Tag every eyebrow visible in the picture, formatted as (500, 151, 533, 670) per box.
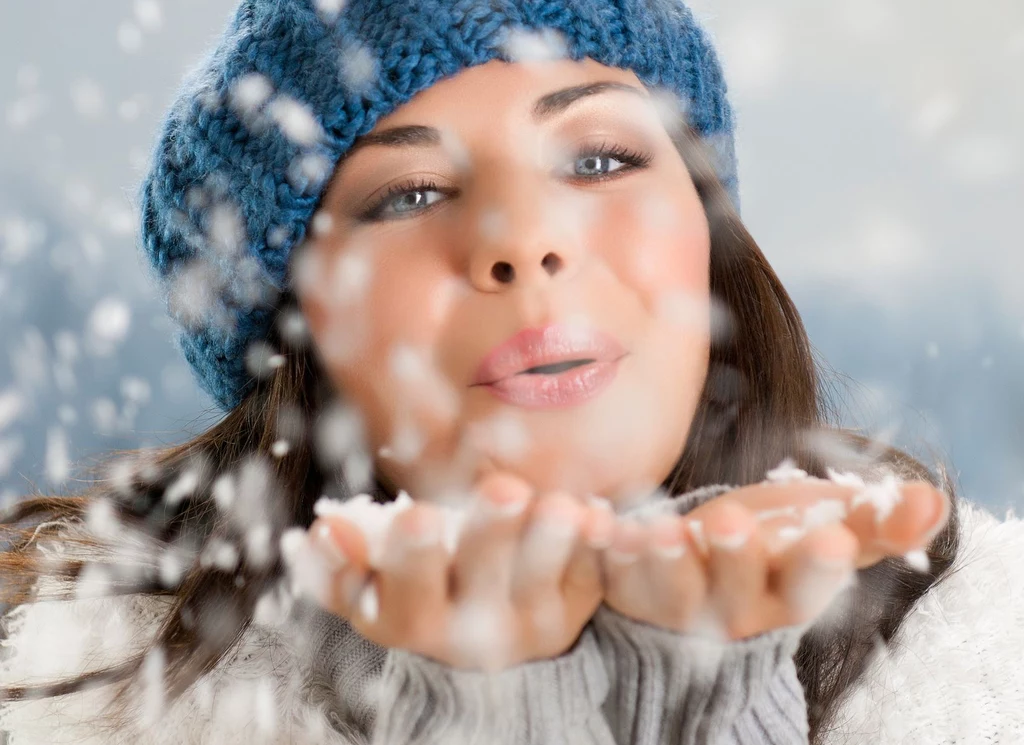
(344, 81, 648, 156)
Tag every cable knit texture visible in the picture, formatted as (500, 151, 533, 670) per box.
(138, 0, 739, 409)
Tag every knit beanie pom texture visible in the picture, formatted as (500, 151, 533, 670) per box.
(140, 0, 737, 410)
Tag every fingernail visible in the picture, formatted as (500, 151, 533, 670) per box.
(650, 517, 685, 560)
(776, 525, 807, 550)
(606, 547, 639, 565)
(531, 510, 579, 544)
(707, 523, 750, 551)
(402, 511, 443, 550)
(313, 523, 349, 569)
(607, 521, 641, 564)
(476, 486, 529, 521)
(585, 502, 615, 550)
(358, 581, 379, 623)
(687, 520, 708, 555)
(653, 542, 685, 560)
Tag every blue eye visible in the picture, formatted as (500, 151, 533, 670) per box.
(361, 180, 450, 221)
(358, 142, 652, 222)
(566, 142, 652, 180)
(378, 187, 445, 217)
(575, 153, 627, 177)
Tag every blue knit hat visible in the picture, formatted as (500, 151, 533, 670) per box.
(139, 0, 738, 410)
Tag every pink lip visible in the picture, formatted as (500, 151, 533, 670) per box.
(470, 323, 628, 409)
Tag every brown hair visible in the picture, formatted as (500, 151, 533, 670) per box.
(0, 122, 959, 743)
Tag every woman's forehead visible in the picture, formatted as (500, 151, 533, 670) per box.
(369, 57, 646, 130)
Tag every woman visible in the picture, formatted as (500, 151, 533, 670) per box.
(1, 0, 1020, 743)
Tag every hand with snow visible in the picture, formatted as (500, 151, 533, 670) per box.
(302, 472, 613, 671)
(601, 476, 951, 640)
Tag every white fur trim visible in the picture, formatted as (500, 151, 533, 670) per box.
(824, 500, 1024, 743)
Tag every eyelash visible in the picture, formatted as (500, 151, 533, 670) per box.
(357, 141, 654, 223)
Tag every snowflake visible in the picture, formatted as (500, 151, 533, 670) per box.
(314, 403, 367, 466)
(449, 598, 513, 669)
(850, 471, 904, 524)
(904, 549, 930, 573)
(71, 78, 105, 117)
(134, 0, 163, 32)
(500, 27, 568, 63)
(117, 20, 144, 53)
(803, 499, 848, 529)
(1, 215, 46, 264)
(268, 95, 323, 146)
(766, 457, 810, 484)
(121, 376, 152, 405)
(0, 389, 23, 432)
(378, 419, 425, 464)
(314, 0, 346, 23)
(201, 539, 240, 573)
(339, 41, 377, 93)
(245, 340, 284, 378)
(139, 647, 166, 727)
(87, 296, 132, 351)
(164, 469, 201, 507)
(75, 563, 112, 600)
(229, 73, 274, 117)
(45, 426, 70, 484)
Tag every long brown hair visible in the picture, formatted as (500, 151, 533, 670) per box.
(0, 121, 959, 743)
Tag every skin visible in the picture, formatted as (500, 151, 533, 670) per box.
(298, 57, 709, 505)
(295, 58, 950, 669)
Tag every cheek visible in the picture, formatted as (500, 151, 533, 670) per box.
(594, 189, 712, 456)
(301, 235, 464, 454)
(594, 191, 710, 322)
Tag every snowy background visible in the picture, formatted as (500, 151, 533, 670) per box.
(0, 0, 1021, 510)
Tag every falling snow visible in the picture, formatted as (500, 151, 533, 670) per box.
(268, 96, 323, 147)
(847, 471, 905, 524)
(766, 458, 812, 484)
(500, 27, 568, 63)
(134, 0, 163, 32)
(0, 5, 1019, 740)
(87, 296, 132, 352)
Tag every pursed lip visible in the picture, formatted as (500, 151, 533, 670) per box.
(470, 322, 629, 386)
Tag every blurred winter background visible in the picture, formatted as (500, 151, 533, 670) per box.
(0, 1, 1020, 510)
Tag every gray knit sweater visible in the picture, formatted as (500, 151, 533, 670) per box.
(0, 484, 809, 744)
(307, 484, 810, 744)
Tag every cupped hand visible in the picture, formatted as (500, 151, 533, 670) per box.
(305, 472, 613, 671)
(602, 477, 951, 641)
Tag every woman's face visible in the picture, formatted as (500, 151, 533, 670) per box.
(297, 57, 711, 506)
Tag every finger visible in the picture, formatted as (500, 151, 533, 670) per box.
(301, 520, 372, 621)
(843, 482, 949, 567)
(602, 518, 650, 618)
(770, 522, 858, 628)
(637, 514, 707, 632)
(699, 499, 767, 639)
(309, 516, 371, 568)
(581, 496, 615, 551)
(511, 490, 585, 601)
(373, 503, 451, 649)
(506, 494, 590, 661)
(451, 471, 532, 602)
(562, 501, 609, 594)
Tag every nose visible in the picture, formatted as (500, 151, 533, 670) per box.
(464, 175, 580, 292)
